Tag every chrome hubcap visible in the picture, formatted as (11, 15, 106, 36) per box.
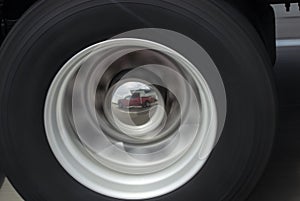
(44, 29, 225, 200)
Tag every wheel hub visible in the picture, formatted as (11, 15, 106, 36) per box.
(44, 34, 222, 199)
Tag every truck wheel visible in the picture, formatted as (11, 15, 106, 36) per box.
(0, 0, 276, 201)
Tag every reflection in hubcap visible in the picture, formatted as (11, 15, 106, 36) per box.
(112, 82, 159, 126)
(109, 81, 167, 141)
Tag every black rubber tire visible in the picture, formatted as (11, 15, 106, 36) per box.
(0, 1, 277, 201)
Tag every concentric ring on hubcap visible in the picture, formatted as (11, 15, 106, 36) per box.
(44, 35, 221, 200)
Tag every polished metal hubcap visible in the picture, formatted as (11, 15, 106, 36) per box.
(44, 31, 224, 199)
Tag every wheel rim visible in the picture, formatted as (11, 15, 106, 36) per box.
(44, 36, 220, 199)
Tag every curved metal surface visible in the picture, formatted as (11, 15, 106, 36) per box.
(44, 34, 224, 199)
